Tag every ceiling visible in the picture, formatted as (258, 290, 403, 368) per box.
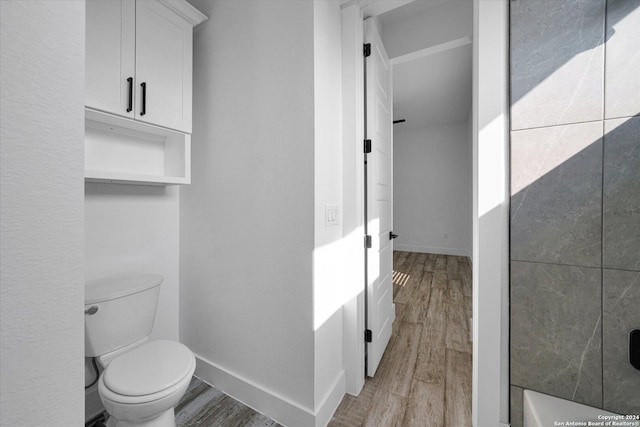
(377, 0, 449, 26)
(392, 43, 472, 130)
(377, 0, 473, 130)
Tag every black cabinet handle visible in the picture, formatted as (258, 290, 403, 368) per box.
(389, 232, 398, 240)
(126, 77, 133, 112)
(140, 82, 147, 116)
(631, 330, 640, 370)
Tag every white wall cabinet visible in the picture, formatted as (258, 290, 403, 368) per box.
(135, 0, 195, 133)
(86, 0, 136, 119)
(87, 0, 205, 133)
(85, 0, 206, 185)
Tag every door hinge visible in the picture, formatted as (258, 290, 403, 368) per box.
(363, 43, 371, 57)
(364, 139, 372, 154)
(365, 329, 372, 343)
(365, 235, 372, 248)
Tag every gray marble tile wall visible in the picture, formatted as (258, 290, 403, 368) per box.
(510, 1, 640, 426)
(511, 123, 603, 267)
(511, 262, 603, 408)
(603, 269, 640, 414)
(603, 117, 640, 271)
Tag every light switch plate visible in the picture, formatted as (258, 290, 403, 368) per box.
(325, 204, 340, 226)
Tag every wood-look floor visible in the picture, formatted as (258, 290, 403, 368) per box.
(176, 376, 283, 427)
(329, 251, 473, 427)
(175, 252, 472, 427)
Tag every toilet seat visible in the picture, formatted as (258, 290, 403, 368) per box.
(100, 340, 195, 405)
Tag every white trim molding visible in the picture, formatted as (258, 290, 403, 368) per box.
(390, 36, 472, 65)
(472, 0, 510, 426)
(157, 0, 207, 26)
(340, 2, 366, 397)
(339, 0, 414, 17)
(194, 355, 345, 427)
(393, 244, 471, 258)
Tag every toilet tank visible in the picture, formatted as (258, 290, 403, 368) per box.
(84, 273, 163, 358)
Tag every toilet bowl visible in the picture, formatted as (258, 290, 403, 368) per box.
(98, 340, 195, 427)
(85, 274, 196, 427)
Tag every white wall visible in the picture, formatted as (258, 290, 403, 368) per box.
(0, 2, 85, 425)
(393, 122, 472, 256)
(313, 0, 346, 422)
(182, 1, 348, 424)
(181, 0, 316, 424)
(84, 184, 180, 342)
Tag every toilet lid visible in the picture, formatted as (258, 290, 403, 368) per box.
(103, 340, 194, 396)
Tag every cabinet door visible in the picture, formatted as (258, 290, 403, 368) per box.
(86, 0, 135, 117)
(135, 0, 193, 133)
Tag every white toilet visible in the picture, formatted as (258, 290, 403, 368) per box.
(85, 273, 195, 427)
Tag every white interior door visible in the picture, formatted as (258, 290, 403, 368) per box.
(365, 18, 394, 377)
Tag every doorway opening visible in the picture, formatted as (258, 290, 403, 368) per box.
(337, 1, 475, 425)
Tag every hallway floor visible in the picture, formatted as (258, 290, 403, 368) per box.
(329, 252, 473, 426)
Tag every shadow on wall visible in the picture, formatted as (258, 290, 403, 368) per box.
(510, 0, 629, 106)
(510, 115, 640, 416)
(511, 0, 638, 131)
(509, 0, 640, 423)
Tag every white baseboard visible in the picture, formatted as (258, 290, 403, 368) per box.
(394, 244, 471, 258)
(314, 371, 345, 427)
(195, 355, 345, 427)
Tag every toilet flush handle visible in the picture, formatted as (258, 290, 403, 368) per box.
(85, 306, 98, 315)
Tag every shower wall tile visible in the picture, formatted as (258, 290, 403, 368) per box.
(605, 0, 640, 119)
(510, 0, 605, 130)
(511, 122, 602, 267)
(510, 0, 640, 418)
(603, 117, 640, 271)
(511, 261, 602, 408)
(603, 269, 640, 415)
(510, 385, 524, 427)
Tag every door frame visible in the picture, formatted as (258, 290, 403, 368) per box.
(340, 3, 366, 395)
(340, 1, 510, 425)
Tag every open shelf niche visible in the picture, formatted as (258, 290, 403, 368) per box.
(85, 108, 190, 186)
